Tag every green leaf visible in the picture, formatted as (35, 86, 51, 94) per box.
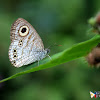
(0, 35, 100, 83)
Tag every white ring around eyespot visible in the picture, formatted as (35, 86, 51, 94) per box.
(19, 26, 29, 36)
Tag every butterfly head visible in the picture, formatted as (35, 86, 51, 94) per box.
(45, 48, 50, 54)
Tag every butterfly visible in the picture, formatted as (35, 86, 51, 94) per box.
(9, 18, 50, 68)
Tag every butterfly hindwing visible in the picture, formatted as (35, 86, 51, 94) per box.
(9, 18, 48, 67)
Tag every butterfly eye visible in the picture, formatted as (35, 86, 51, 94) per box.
(13, 60, 16, 65)
(13, 54, 17, 58)
(18, 40, 23, 46)
(13, 49, 17, 53)
(19, 26, 29, 36)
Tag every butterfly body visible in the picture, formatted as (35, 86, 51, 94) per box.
(9, 18, 49, 67)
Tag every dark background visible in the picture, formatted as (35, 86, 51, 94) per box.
(0, 0, 100, 100)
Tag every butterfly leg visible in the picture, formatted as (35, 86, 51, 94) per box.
(47, 55, 52, 60)
(38, 60, 39, 66)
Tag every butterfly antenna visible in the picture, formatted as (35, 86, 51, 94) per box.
(47, 43, 62, 49)
(47, 43, 62, 60)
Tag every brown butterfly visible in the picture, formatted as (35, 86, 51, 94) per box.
(9, 18, 50, 67)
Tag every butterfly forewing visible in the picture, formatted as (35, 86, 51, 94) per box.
(9, 18, 47, 67)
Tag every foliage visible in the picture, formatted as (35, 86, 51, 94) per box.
(1, 0, 100, 100)
(0, 35, 100, 83)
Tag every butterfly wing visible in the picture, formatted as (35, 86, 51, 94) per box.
(9, 18, 45, 67)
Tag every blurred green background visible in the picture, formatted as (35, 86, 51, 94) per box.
(0, 0, 100, 100)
